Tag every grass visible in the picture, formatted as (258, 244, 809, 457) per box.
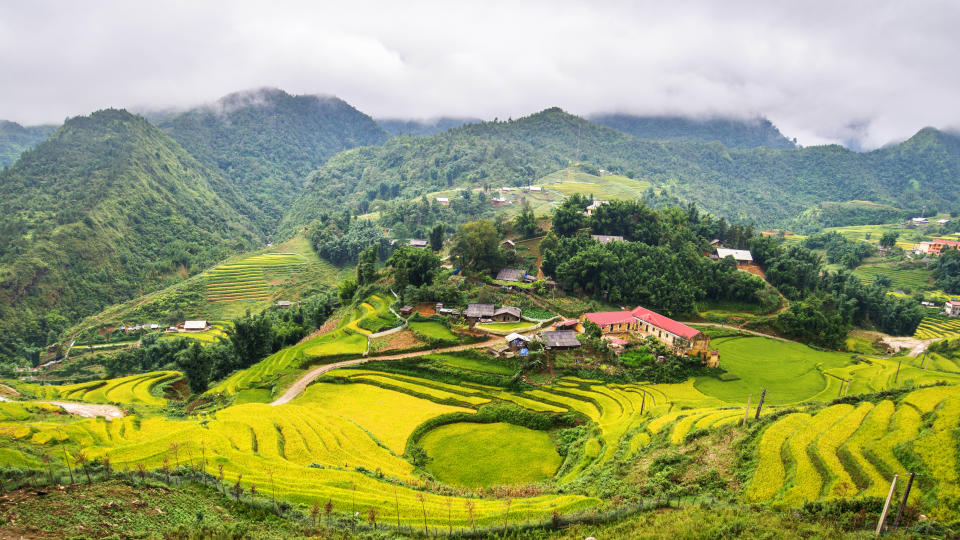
(409, 321, 458, 341)
(426, 352, 516, 375)
(420, 422, 562, 488)
(852, 262, 932, 291)
(693, 336, 853, 405)
(475, 321, 537, 334)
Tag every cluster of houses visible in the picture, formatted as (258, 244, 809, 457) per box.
(945, 300, 960, 318)
(119, 323, 162, 332)
(915, 239, 960, 255)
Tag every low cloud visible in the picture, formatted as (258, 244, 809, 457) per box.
(1, 0, 958, 148)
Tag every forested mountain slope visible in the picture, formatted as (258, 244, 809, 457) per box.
(589, 113, 795, 149)
(157, 88, 388, 227)
(0, 109, 260, 361)
(0, 120, 57, 168)
(377, 117, 481, 137)
(283, 108, 960, 232)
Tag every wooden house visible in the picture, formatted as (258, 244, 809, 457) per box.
(492, 306, 521, 322)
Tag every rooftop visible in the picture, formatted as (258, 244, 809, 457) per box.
(631, 306, 700, 339)
(716, 248, 753, 262)
(584, 311, 636, 327)
(495, 268, 527, 282)
(591, 234, 625, 244)
(544, 330, 581, 348)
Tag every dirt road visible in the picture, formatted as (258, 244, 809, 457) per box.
(45, 401, 125, 419)
(270, 337, 502, 406)
(682, 322, 794, 343)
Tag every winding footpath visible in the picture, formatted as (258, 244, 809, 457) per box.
(270, 337, 502, 406)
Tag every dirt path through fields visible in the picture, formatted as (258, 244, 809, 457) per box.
(270, 337, 503, 406)
(44, 401, 125, 419)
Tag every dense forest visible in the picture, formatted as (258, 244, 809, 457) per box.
(589, 113, 796, 149)
(0, 109, 260, 363)
(0, 120, 56, 168)
(157, 88, 388, 227)
(283, 108, 960, 234)
(377, 117, 480, 137)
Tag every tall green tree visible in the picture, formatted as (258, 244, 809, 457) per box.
(175, 342, 211, 394)
(388, 247, 442, 290)
(228, 314, 275, 371)
(513, 200, 540, 239)
(429, 224, 445, 251)
(450, 219, 504, 273)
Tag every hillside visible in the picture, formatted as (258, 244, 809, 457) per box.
(0, 120, 57, 168)
(283, 109, 960, 232)
(377, 116, 481, 137)
(589, 113, 796, 149)
(157, 88, 388, 227)
(0, 109, 260, 362)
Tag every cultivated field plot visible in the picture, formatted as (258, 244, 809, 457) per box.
(160, 321, 231, 343)
(475, 321, 537, 334)
(743, 385, 960, 519)
(207, 294, 401, 397)
(822, 224, 924, 251)
(408, 321, 458, 342)
(915, 316, 960, 340)
(421, 422, 562, 488)
(853, 263, 932, 291)
(21, 371, 180, 407)
(204, 253, 307, 304)
(694, 336, 852, 405)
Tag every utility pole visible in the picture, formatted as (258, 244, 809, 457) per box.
(640, 392, 646, 415)
(875, 474, 898, 536)
(894, 357, 903, 385)
(892, 472, 916, 530)
(754, 389, 766, 420)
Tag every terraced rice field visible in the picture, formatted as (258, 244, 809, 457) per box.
(475, 321, 537, 334)
(208, 294, 398, 397)
(743, 385, 960, 518)
(408, 321, 458, 342)
(23, 371, 180, 407)
(853, 263, 932, 291)
(205, 253, 307, 304)
(0, 380, 598, 529)
(914, 316, 960, 340)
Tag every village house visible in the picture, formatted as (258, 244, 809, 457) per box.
(275, 300, 292, 308)
(543, 330, 581, 349)
(495, 268, 534, 283)
(527, 186, 542, 192)
(408, 239, 429, 248)
(464, 303, 495, 322)
(491, 306, 522, 322)
(945, 300, 960, 318)
(591, 234, 624, 244)
(553, 319, 583, 333)
(938, 219, 951, 225)
(583, 200, 609, 216)
(912, 217, 930, 224)
(604, 336, 629, 354)
(183, 320, 209, 332)
(582, 306, 717, 366)
(436, 197, 450, 205)
(716, 248, 753, 264)
(917, 239, 960, 255)
(504, 332, 531, 350)
(400, 305, 414, 317)
(501, 239, 516, 250)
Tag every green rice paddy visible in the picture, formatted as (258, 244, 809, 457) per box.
(420, 422, 562, 488)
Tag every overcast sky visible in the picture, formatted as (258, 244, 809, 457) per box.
(1, 0, 958, 149)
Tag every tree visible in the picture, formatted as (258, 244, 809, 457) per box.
(228, 314, 275, 370)
(175, 341, 211, 394)
(879, 231, 900, 249)
(356, 245, 378, 286)
(429, 223, 445, 251)
(450, 219, 503, 273)
(388, 247, 442, 291)
(934, 248, 960, 293)
(513, 200, 540, 239)
(551, 197, 588, 237)
(338, 278, 358, 303)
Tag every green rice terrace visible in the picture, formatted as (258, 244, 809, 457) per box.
(205, 253, 308, 304)
(4, 310, 960, 534)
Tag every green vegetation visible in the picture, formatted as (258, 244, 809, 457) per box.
(0, 119, 56, 168)
(22, 370, 179, 407)
(694, 336, 852, 405)
(158, 88, 387, 227)
(420, 422, 562, 487)
(0, 109, 260, 365)
(409, 321, 458, 342)
(475, 321, 537, 334)
(589, 113, 795, 149)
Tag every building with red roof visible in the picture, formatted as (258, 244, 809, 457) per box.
(582, 305, 717, 366)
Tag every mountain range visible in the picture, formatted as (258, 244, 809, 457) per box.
(1, 88, 959, 362)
